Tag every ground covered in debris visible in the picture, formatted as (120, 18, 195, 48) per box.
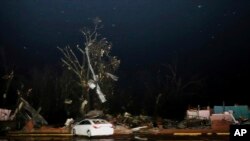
(5, 112, 232, 137)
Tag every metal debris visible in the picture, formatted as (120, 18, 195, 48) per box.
(134, 136, 148, 140)
(131, 126, 148, 132)
(85, 110, 104, 118)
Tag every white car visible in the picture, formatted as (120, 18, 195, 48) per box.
(72, 119, 114, 137)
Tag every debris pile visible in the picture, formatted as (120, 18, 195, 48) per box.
(162, 119, 179, 129)
(1, 96, 49, 134)
(102, 111, 211, 134)
(113, 112, 153, 128)
(0, 108, 12, 121)
(4, 104, 249, 135)
(85, 110, 104, 118)
(12, 97, 48, 131)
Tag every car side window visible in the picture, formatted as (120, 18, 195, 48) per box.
(79, 120, 85, 125)
(84, 120, 91, 125)
(79, 120, 91, 125)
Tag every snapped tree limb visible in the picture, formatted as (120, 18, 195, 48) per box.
(85, 46, 106, 103)
(58, 17, 120, 113)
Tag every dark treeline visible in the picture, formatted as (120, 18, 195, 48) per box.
(1, 44, 250, 124)
(1, 46, 206, 123)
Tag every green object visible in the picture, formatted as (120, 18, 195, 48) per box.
(214, 105, 250, 119)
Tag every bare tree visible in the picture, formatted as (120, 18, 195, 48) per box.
(1, 70, 14, 106)
(155, 63, 205, 118)
(58, 17, 120, 115)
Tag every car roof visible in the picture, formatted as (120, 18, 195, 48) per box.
(78, 118, 107, 122)
(85, 118, 106, 121)
(74, 119, 110, 125)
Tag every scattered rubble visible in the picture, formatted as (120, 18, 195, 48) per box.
(3, 104, 249, 136)
(113, 113, 153, 128)
(0, 108, 12, 121)
(131, 126, 148, 132)
(1, 96, 48, 134)
(134, 135, 148, 140)
(64, 118, 74, 128)
(113, 125, 132, 135)
(85, 110, 104, 118)
(105, 111, 211, 131)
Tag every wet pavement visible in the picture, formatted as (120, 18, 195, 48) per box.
(0, 135, 229, 141)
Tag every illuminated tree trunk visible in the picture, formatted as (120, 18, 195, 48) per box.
(58, 17, 120, 116)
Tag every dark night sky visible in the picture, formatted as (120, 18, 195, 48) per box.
(1, 0, 250, 106)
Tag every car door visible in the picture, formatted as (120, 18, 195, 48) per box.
(75, 120, 91, 136)
(74, 120, 84, 135)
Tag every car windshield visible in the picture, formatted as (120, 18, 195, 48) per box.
(92, 120, 108, 124)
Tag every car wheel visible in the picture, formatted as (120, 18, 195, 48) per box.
(87, 130, 91, 138)
(72, 129, 76, 136)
